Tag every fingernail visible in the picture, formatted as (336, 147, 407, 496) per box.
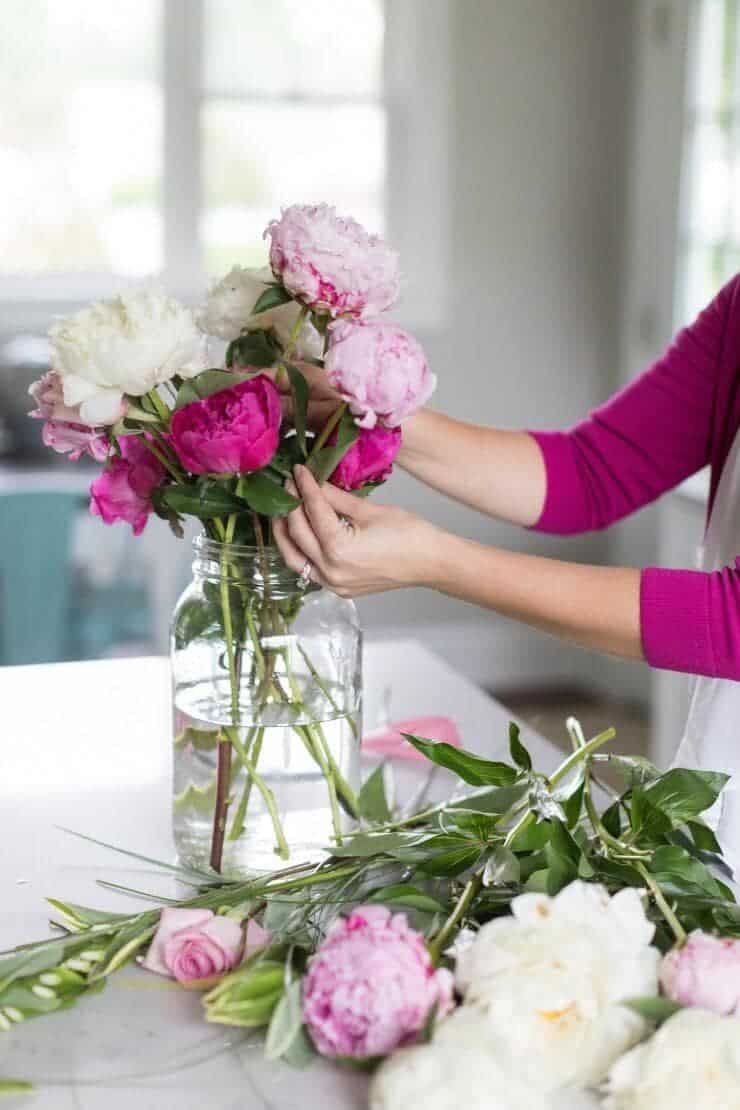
(293, 464, 305, 478)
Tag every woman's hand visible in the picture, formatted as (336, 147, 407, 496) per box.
(272, 361, 342, 431)
(272, 464, 441, 598)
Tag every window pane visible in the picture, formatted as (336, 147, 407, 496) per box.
(202, 102, 385, 274)
(682, 122, 732, 242)
(204, 0, 384, 99)
(0, 0, 162, 278)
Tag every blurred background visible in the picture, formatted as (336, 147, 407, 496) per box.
(0, 0, 731, 758)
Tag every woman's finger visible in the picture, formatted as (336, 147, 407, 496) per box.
(283, 487, 326, 566)
(272, 517, 327, 585)
(310, 472, 374, 524)
(292, 465, 341, 544)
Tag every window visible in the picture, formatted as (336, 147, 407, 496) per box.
(0, 0, 385, 300)
(676, 0, 740, 323)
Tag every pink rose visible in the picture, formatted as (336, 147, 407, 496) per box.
(329, 425, 402, 491)
(29, 370, 126, 425)
(90, 435, 165, 536)
(142, 907, 259, 985)
(264, 204, 400, 319)
(660, 930, 740, 1015)
(42, 420, 109, 463)
(170, 375, 281, 475)
(325, 319, 436, 429)
(301, 904, 454, 1059)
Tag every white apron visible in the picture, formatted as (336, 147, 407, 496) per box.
(673, 428, 740, 877)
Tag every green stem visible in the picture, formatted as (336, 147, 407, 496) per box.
(308, 402, 347, 461)
(138, 436, 184, 484)
(275, 306, 309, 389)
(227, 727, 290, 860)
(210, 517, 240, 872)
(146, 387, 172, 427)
(297, 644, 359, 740)
(227, 728, 264, 842)
(634, 861, 687, 946)
(429, 872, 483, 963)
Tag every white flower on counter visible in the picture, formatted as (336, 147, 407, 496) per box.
(196, 265, 322, 358)
(49, 289, 202, 424)
(604, 1008, 740, 1109)
(369, 1007, 601, 1110)
(454, 881, 660, 1089)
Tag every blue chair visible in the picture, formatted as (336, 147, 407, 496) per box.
(0, 490, 82, 665)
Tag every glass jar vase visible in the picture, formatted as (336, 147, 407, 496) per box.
(171, 536, 362, 876)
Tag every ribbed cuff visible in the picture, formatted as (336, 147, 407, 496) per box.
(640, 566, 715, 676)
(527, 430, 585, 535)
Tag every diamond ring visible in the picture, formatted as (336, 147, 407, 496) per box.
(298, 560, 313, 590)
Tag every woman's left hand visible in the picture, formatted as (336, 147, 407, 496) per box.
(273, 465, 441, 598)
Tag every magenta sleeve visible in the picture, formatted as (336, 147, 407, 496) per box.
(528, 281, 732, 535)
(641, 563, 740, 680)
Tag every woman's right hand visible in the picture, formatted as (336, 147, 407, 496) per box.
(272, 360, 342, 431)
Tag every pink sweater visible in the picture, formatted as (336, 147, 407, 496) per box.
(530, 273, 740, 680)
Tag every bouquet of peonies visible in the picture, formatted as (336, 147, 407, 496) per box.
(3, 718, 740, 1108)
(29, 204, 436, 872)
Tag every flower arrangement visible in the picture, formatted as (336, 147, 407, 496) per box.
(30, 204, 436, 874)
(3, 719, 740, 1108)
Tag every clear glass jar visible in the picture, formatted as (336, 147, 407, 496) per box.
(171, 536, 362, 876)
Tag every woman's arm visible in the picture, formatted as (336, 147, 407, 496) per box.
(273, 466, 643, 662)
(398, 410, 547, 527)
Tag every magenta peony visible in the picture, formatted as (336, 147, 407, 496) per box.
(264, 204, 401, 319)
(660, 930, 740, 1015)
(325, 319, 436, 429)
(301, 904, 454, 1059)
(330, 425, 402, 491)
(170, 375, 281, 475)
(141, 907, 247, 985)
(90, 435, 165, 536)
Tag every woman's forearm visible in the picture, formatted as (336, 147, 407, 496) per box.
(399, 409, 547, 527)
(426, 531, 643, 661)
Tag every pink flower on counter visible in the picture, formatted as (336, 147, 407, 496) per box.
(42, 420, 109, 463)
(170, 375, 281, 475)
(90, 435, 165, 536)
(142, 907, 255, 985)
(264, 204, 401, 319)
(325, 319, 436, 429)
(329, 425, 402, 491)
(301, 904, 454, 1059)
(660, 930, 740, 1015)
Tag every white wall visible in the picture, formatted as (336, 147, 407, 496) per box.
(360, 0, 646, 701)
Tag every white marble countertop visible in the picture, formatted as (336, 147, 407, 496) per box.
(0, 640, 562, 1109)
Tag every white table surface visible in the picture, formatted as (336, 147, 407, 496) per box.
(0, 639, 562, 1110)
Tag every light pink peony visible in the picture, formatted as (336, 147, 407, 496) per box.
(325, 319, 436, 429)
(301, 904, 454, 1059)
(329, 425, 402, 491)
(29, 369, 126, 425)
(141, 907, 255, 985)
(660, 930, 740, 1015)
(42, 420, 109, 462)
(170, 375, 281, 475)
(264, 204, 401, 319)
(90, 435, 165, 536)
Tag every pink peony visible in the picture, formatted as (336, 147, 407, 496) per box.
(329, 425, 402, 491)
(90, 435, 165, 536)
(325, 319, 436, 429)
(141, 907, 256, 985)
(301, 904, 454, 1059)
(170, 375, 281, 475)
(264, 204, 401, 319)
(42, 420, 109, 463)
(660, 930, 740, 1015)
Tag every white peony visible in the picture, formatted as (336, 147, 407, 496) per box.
(196, 265, 322, 359)
(604, 1008, 740, 1109)
(370, 1008, 601, 1110)
(454, 881, 660, 1089)
(49, 289, 202, 425)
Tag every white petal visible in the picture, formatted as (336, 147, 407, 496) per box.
(79, 390, 125, 426)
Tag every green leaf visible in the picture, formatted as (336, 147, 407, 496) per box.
(642, 769, 729, 826)
(401, 735, 519, 787)
(330, 832, 426, 858)
(601, 800, 622, 838)
(554, 768, 585, 829)
(308, 407, 359, 484)
(358, 764, 392, 823)
(225, 329, 283, 369)
(649, 845, 728, 898)
(174, 369, 255, 409)
(687, 819, 722, 854)
(0, 1079, 33, 1094)
(508, 722, 532, 771)
(173, 726, 220, 752)
(623, 996, 683, 1026)
(367, 885, 447, 914)
(597, 754, 661, 788)
(155, 480, 245, 521)
(483, 846, 520, 887)
(264, 979, 304, 1061)
(286, 363, 309, 457)
(238, 472, 301, 518)
(630, 788, 672, 842)
(252, 284, 293, 315)
(280, 1024, 317, 1068)
(419, 842, 483, 877)
(447, 782, 529, 815)
(544, 820, 580, 894)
